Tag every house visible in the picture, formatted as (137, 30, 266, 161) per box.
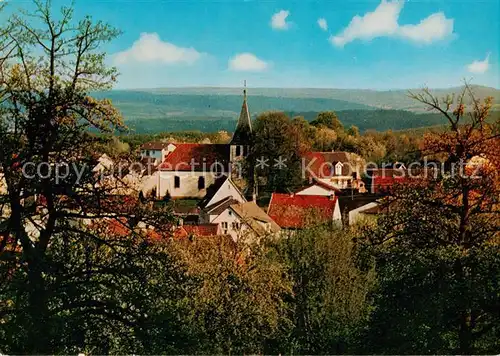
(156, 144, 230, 199)
(140, 141, 175, 162)
(303, 151, 366, 192)
(199, 175, 247, 209)
(148, 87, 254, 200)
(267, 193, 342, 229)
(201, 200, 280, 242)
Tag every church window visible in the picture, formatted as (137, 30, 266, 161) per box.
(174, 176, 180, 188)
(198, 176, 205, 190)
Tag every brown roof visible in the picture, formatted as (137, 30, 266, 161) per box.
(204, 196, 241, 215)
(303, 151, 354, 178)
(230, 201, 281, 236)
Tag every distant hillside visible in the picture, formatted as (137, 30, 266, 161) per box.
(93, 91, 374, 122)
(137, 85, 500, 112)
(122, 110, 457, 134)
(94, 85, 499, 134)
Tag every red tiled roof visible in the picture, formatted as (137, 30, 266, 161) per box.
(372, 176, 406, 194)
(303, 151, 353, 178)
(158, 144, 229, 172)
(368, 169, 408, 194)
(182, 224, 220, 237)
(267, 193, 337, 229)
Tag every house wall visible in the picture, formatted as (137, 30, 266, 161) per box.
(141, 149, 164, 161)
(205, 179, 247, 207)
(318, 177, 352, 190)
(348, 202, 379, 225)
(157, 171, 218, 198)
(296, 185, 336, 196)
(334, 199, 342, 223)
(211, 208, 253, 241)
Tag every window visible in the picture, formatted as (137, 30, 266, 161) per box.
(232, 222, 240, 230)
(174, 176, 180, 188)
(235, 145, 241, 157)
(243, 145, 248, 156)
(198, 176, 205, 190)
(335, 163, 343, 176)
(145, 150, 150, 156)
(221, 222, 228, 234)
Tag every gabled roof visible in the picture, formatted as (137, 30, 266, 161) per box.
(303, 151, 353, 177)
(198, 175, 247, 209)
(230, 90, 253, 145)
(204, 196, 241, 216)
(230, 201, 281, 236)
(158, 144, 230, 172)
(295, 179, 341, 194)
(267, 193, 338, 229)
(199, 175, 227, 208)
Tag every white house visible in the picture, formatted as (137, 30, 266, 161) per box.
(140, 141, 175, 162)
(146, 87, 254, 200)
(202, 200, 280, 242)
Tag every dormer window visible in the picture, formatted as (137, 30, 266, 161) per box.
(335, 162, 343, 176)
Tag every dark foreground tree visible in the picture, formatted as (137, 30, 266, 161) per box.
(361, 85, 500, 354)
(0, 1, 186, 353)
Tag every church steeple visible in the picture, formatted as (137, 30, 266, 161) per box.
(230, 81, 253, 145)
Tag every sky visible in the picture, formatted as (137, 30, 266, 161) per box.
(2, 0, 499, 89)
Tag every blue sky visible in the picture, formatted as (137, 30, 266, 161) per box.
(2, 0, 499, 89)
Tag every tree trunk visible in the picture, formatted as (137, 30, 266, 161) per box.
(25, 253, 50, 354)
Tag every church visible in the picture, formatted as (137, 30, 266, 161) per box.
(141, 86, 254, 200)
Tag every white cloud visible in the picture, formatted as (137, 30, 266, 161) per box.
(467, 54, 490, 74)
(271, 10, 291, 30)
(228, 53, 268, 72)
(398, 13, 453, 44)
(317, 18, 328, 31)
(113, 33, 202, 65)
(330, 0, 454, 47)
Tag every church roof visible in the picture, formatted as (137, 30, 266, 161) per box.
(230, 89, 253, 145)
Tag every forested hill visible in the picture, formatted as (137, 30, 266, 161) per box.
(93, 86, 499, 133)
(122, 110, 455, 133)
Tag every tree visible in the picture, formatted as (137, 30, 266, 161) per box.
(277, 226, 375, 354)
(248, 111, 309, 194)
(310, 111, 344, 133)
(171, 235, 292, 354)
(361, 85, 500, 354)
(0, 1, 176, 352)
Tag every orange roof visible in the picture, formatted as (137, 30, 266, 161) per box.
(182, 224, 220, 237)
(268, 193, 337, 229)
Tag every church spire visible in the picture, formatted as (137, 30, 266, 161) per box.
(230, 81, 253, 145)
